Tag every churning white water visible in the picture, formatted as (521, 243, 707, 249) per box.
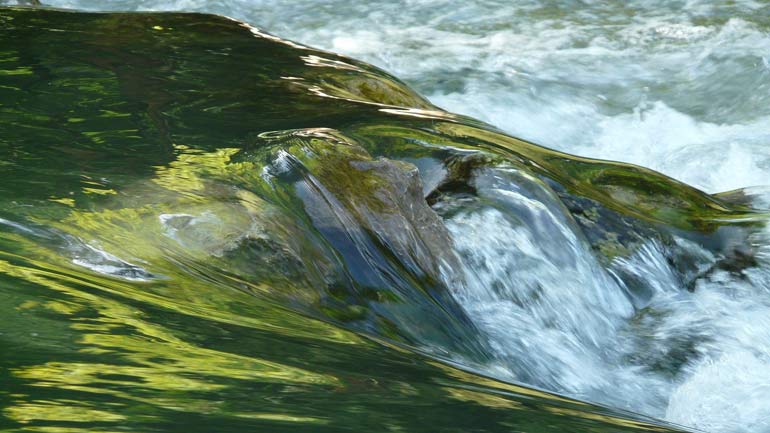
(442, 173, 770, 432)
(38, 0, 770, 193)
(30, 1, 770, 431)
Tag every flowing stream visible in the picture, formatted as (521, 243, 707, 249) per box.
(2, 3, 770, 433)
(40, 0, 770, 194)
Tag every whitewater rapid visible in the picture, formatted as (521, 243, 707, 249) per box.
(422, 154, 770, 432)
(39, 0, 770, 194)
(443, 184, 770, 432)
(29, 1, 770, 432)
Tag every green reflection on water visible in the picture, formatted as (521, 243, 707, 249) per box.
(0, 7, 708, 432)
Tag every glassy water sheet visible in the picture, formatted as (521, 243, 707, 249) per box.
(1, 7, 767, 433)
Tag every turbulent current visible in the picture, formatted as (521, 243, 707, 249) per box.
(39, 0, 770, 194)
(0, 3, 769, 433)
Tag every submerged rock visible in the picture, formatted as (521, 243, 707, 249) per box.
(250, 129, 481, 354)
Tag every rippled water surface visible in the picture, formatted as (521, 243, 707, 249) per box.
(1, 2, 770, 433)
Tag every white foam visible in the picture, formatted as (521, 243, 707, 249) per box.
(667, 352, 770, 433)
(448, 195, 770, 426)
(37, 1, 770, 192)
(584, 101, 770, 192)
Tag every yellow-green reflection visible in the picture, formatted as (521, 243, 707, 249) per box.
(0, 7, 703, 433)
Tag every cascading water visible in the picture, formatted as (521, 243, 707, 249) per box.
(434, 161, 770, 431)
(1, 3, 769, 433)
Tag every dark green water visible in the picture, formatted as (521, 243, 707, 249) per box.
(1, 7, 764, 432)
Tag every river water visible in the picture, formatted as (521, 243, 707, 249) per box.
(3, 2, 770, 433)
(41, 0, 770, 194)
